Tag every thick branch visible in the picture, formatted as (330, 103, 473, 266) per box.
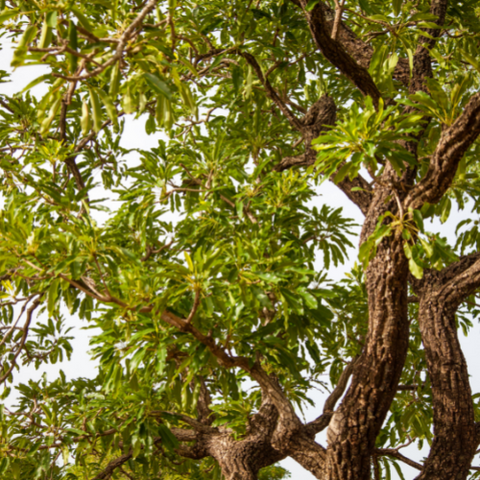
(412, 265, 478, 480)
(297, 0, 381, 105)
(312, 0, 410, 86)
(409, 0, 448, 94)
(406, 93, 480, 210)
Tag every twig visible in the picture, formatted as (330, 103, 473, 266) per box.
(0, 298, 40, 384)
(332, 0, 346, 40)
(52, 0, 158, 81)
(185, 288, 201, 324)
(376, 448, 423, 470)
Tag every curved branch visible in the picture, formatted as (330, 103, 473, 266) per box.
(312, 1, 410, 86)
(297, 0, 381, 105)
(0, 298, 40, 384)
(406, 93, 480, 210)
(411, 258, 480, 480)
(409, 0, 448, 94)
(241, 52, 303, 131)
(91, 452, 133, 480)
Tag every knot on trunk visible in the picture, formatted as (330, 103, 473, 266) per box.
(275, 95, 336, 171)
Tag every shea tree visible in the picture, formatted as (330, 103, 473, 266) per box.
(1, 0, 480, 479)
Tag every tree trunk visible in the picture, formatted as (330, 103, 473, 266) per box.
(415, 273, 477, 480)
(324, 234, 410, 480)
(206, 433, 284, 480)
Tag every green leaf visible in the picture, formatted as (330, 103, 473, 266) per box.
(158, 424, 179, 450)
(404, 243, 423, 279)
(0, 8, 19, 25)
(18, 73, 53, 94)
(393, 0, 403, 16)
(70, 6, 94, 32)
(67, 21, 78, 73)
(144, 73, 172, 100)
(412, 209, 424, 233)
(184, 251, 194, 271)
(88, 87, 103, 133)
(97, 88, 118, 128)
(305, 0, 319, 11)
(81, 99, 91, 135)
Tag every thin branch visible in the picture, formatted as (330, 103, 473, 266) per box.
(305, 357, 358, 435)
(53, 0, 158, 82)
(0, 298, 40, 384)
(185, 288, 201, 324)
(241, 52, 303, 131)
(331, 0, 346, 40)
(91, 451, 133, 480)
(376, 448, 423, 470)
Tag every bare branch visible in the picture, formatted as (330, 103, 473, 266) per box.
(376, 448, 423, 470)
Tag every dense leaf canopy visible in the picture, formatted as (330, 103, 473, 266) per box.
(1, 0, 480, 479)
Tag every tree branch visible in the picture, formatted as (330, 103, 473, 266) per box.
(409, 0, 448, 94)
(296, 0, 381, 105)
(91, 452, 133, 480)
(376, 448, 423, 470)
(0, 298, 40, 384)
(241, 52, 303, 131)
(411, 257, 479, 480)
(406, 93, 480, 210)
(305, 357, 357, 435)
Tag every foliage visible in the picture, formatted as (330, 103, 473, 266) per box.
(0, 0, 479, 479)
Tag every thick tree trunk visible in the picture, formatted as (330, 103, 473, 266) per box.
(415, 272, 477, 480)
(206, 433, 284, 480)
(324, 232, 410, 480)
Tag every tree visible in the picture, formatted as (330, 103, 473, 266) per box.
(1, 0, 480, 478)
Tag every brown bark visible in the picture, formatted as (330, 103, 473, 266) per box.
(409, 0, 448, 94)
(308, 0, 410, 86)
(323, 234, 410, 480)
(296, 0, 381, 105)
(412, 257, 480, 480)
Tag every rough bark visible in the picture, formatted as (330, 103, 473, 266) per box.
(406, 93, 480, 210)
(297, 0, 381, 105)
(409, 0, 448, 94)
(323, 234, 410, 480)
(412, 256, 480, 480)
(309, 0, 410, 86)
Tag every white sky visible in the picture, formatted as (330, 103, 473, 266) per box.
(1, 40, 480, 480)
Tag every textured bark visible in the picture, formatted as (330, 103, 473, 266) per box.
(298, 0, 381, 105)
(409, 0, 448, 94)
(311, 0, 410, 86)
(323, 235, 410, 480)
(153, 3, 480, 479)
(406, 93, 480, 210)
(413, 256, 480, 480)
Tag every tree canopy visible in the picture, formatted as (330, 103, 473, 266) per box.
(1, 0, 480, 479)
